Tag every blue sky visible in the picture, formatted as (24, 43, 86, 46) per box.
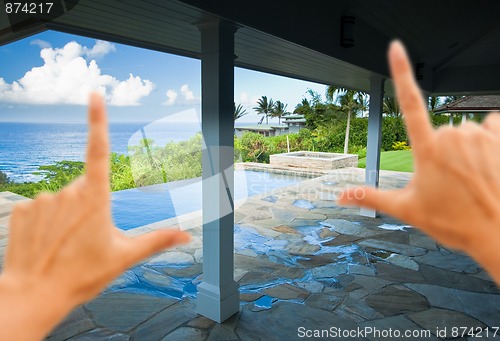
(0, 31, 327, 124)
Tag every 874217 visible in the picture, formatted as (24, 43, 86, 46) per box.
(5, 2, 53, 14)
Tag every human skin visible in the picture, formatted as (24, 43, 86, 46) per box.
(339, 41, 500, 285)
(0, 94, 191, 340)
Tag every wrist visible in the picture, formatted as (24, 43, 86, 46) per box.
(0, 273, 74, 340)
(468, 219, 500, 285)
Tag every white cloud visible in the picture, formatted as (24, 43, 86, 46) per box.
(163, 89, 178, 105)
(163, 84, 200, 106)
(0, 41, 153, 106)
(180, 84, 198, 101)
(83, 40, 116, 59)
(238, 91, 259, 107)
(30, 39, 51, 49)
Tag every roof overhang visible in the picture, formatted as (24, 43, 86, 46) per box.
(1, 0, 500, 96)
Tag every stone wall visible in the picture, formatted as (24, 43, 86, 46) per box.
(270, 151, 358, 170)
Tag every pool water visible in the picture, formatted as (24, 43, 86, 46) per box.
(112, 170, 305, 230)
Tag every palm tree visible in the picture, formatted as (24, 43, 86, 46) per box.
(272, 100, 288, 124)
(326, 85, 366, 154)
(428, 96, 441, 114)
(234, 102, 248, 121)
(253, 96, 275, 124)
(383, 96, 401, 117)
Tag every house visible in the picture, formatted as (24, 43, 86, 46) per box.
(434, 95, 500, 124)
(234, 113, 306, 137)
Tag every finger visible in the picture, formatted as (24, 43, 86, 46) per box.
(86, 92, 110, 194)
(389, 41, 433, 154)
(483, 112, 500, 134)
(338, 186, 409, 219)
(122, 229, 191, 267)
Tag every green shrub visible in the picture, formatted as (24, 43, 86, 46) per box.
(349, 145, 367, 158)
(0, 171, 9, 185)
(392, 141, 411, 151)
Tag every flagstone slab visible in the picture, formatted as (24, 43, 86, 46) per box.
(161, 327, 207, 341)
(348, 264, 376, 276)
(405, 283, 500, 327)
(68, 328, 130, 340)
(419, 264, 499, 294)
(85, 293, 178, 332)
(386, 253, 420, 271)
(236, 302, 360, 341)
(311, 262, 349, 279)
(240, 292, 264, 302)
(323, 219, 381, 237)
(47, 307, 94, 341)
(305, 292, 343, 311)
(187, 316, 215, 329)
(413, 251, 481, 274)
(294, 280, 324, 293)
(323, 234, 362, 247)
(335, 297, 383, 323)
(262, 283, 310, 301)
(148, 251, 194, 265)
(132, 300, 197, 340)
(408, 308, 486, 338)
(359, 239, 427, 256)
(352, 275, 393, 291)
(288, 241, 321, 255)
(375, 262, 426, 283)
(364, 284, 429, 316)
(409, 233, 438, 250)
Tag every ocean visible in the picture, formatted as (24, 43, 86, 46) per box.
(0, 122, 201, 182)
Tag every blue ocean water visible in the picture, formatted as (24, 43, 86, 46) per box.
(0, 122, 201, 182)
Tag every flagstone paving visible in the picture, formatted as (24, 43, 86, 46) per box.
(1, 168, 500, 340)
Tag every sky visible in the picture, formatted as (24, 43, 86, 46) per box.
(0, 31, 327, 124)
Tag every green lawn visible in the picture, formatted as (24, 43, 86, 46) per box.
(358, 150, 414, 172)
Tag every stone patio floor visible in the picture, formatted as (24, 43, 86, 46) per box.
(1, 167, 499, 340)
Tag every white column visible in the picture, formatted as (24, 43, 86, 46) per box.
(196, 19, 239, 323)
(361, 76, 385, 218)
(461, 113, 467, 125)
(449, 114, 453, 126)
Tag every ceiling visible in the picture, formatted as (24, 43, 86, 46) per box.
(1, 0, 500, 96)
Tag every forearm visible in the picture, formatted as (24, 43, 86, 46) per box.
(0, 275, 73, 340)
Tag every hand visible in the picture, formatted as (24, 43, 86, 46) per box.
(339, 41, 500, 283)
(0, 93, 191, 340)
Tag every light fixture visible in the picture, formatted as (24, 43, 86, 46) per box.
(341, 16, 355, 48)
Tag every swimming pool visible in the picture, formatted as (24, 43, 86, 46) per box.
(112, 170, 305, 230)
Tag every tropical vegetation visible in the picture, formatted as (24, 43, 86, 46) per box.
(2, 90, 482, 198)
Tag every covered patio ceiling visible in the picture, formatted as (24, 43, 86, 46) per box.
(1, 0, 500, 96)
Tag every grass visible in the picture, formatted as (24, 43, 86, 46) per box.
(358, 150, 414, 172)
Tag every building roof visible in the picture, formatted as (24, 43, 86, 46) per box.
(236, 123, 289, 131)
(434, 95, 500, 114)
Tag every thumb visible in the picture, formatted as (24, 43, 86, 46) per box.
(123, 229, 191, 266)
(338, 186, 409, 218)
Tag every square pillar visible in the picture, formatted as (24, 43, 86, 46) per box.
(196, 19, 239, 323)
(361, 76, 385, 218)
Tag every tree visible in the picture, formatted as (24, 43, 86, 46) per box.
(383, 96, 401, 117)
(234, 102, 248, 121)
(253, 96, 275, 124)
(271, 100, 288, 124)
(428, 96, 441, 113)
(326, 85, 366, 154)
(297, 91, 339, 130)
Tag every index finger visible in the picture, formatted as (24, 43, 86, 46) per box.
(86, 92, 110, 194)
(389, 41, 433, 153)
